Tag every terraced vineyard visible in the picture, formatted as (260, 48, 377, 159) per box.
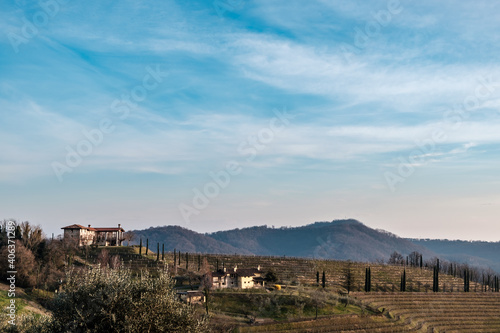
(355, 292, 500, 332)
(94, 248, 482, 292)
(239, 314, 414, 332)
(192, 253, 479, 293)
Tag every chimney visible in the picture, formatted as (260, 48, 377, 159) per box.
(234, 265, 237, 272)
(88, 225, 91, 228)
(118, 224, 121, 229)
(223, 267, 226, 273)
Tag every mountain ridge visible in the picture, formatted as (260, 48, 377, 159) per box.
(129, 219, 499, 272)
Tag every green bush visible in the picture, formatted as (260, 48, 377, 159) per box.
(38, 266, 207, 332)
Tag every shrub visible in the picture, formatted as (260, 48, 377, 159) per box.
(39, 266, 208, 332)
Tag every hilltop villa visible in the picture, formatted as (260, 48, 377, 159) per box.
(61, 224, 125, 246)
(212, 265, 265, 289)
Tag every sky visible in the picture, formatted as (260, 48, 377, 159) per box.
(1, 0, 500, 241)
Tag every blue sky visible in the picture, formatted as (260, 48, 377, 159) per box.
(1, 0, 500, 241)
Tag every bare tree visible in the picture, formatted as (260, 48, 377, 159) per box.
(199, 257, 213, 290)
(408, 251, 422, 267)
(122, 231, 135, 246)
(388, 251, 404, 265)
(98, 249, 110, 268)
(19, 221, 44, 253)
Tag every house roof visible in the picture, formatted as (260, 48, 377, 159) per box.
(94, 227, 125, 232)
(212, 271, 227, 277)
(61, 224, 97, 231)
(61, 225, 124, 232)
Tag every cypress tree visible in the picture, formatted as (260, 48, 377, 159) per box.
(174, 249, 176, 266)
(400, 269, 406, 292)
(365, 267, 371, 292)
(162, 244, 164, 261)
(316, 271, 319, 285)
(365, 268, 368, 292)
(146, 239, 149, 255)
(369, 267, 371, 291)
(464, 269, 470, 292)
(186, 252, 189, 270)
(216, 259, 219, 271)
(198, 254, 201, 271)
(433, 266, 437, 292)
(433, 259, 440, 292)
(322, 271, 326, 289)
(178, 250, 181, 265)
(139, 238, 142, 255)
(467, 269, 470, 292)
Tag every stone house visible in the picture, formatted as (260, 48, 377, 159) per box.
(61, 224, 125, 246)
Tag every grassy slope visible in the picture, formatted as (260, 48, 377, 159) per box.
(0, 283, 51, 316)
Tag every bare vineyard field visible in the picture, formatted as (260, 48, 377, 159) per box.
(237, 293, 500, 332)
(181, 252, 479, 293)
(238, 314, 414, 332)
(355, 292, 500, 332)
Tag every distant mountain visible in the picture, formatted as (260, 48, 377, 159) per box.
(410, 239, 500, 272)
(130, 219, 500, 272)
(209, 219, 434, 262)
(129, 225, 252, 255)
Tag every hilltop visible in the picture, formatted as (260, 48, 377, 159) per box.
(130, 225, 253, 255)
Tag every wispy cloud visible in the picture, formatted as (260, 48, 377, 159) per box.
(2, 0, 500, 240)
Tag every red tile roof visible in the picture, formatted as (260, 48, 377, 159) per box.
(61, 225, 124, 232)
(61, 224, 97, 231)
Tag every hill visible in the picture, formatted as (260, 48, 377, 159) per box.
(130, 219, 500, 272)
(209, 219, 433, 262)
(131, 219, 431, 262)
(129, 225, 252, 255)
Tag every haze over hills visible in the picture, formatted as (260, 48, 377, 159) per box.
(130, 219, 500, 272)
